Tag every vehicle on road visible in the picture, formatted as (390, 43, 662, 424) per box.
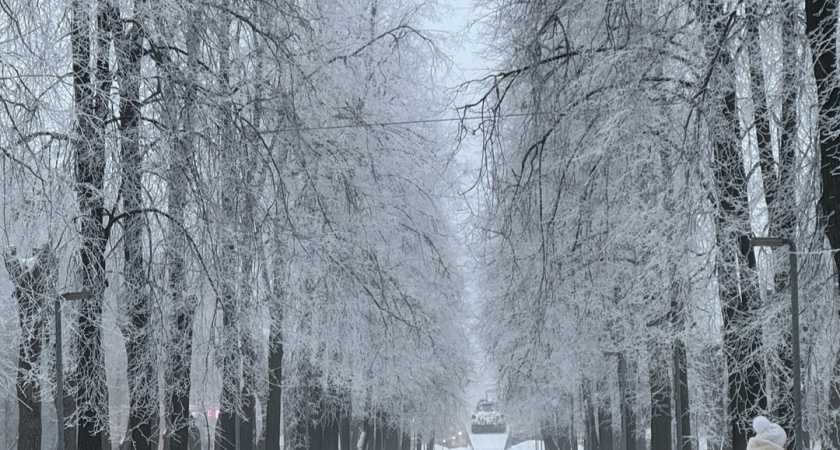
(439, 425, 470, 448)
(470, 399, 506, 434)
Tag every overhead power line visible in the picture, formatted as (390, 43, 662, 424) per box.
(264, 111, 548, 133)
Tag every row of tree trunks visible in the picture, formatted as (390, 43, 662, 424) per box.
(356, 414, 413, 450)
(69, 0, 201, 446)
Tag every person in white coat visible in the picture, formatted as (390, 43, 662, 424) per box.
(747, 416, 787, 450)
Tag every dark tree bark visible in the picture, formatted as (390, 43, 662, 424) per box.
(64, 387, 78, 450)
(380, 419, 400, 450)
(583, 384, 599, 450)
(241, 345, 257, 450)
(72, 0, 112, 447)
(719, 118, 766, 450)
(340, 410, 352, 450)
(805, 0, 840, 447)
(697, 2, 766, 449)
(674, 340, 691, 450)
(321, 415, 340, 450)
(361, 418, 376, 450)
(264, 320, 283, 450)
(167, 297, 195, 450)
(216, 383, 238, 450)
(239, 144, 260, 450)
(214, 7, 242, 449)
(771, 9, 800, 438)
(187, 419, 202, 450)
(4, 245, 55, 450)
(649, 343, 671, 450)
(116, 2, 156, 447)
(743, 5, 800, 439)
(598, 396, 613, 450)
(807, 0, 840, 289)
(617, 355, 635, 450)
(158, 8, 199, 450)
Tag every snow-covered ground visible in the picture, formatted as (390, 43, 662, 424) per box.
(509, 441, 582, 450)
(433, 437, 580, 450)
(469, 432, 509, 450)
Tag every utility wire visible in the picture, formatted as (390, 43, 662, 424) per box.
(264, 111, 548, 133)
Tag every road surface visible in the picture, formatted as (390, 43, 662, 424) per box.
(469, 432, 509, 450)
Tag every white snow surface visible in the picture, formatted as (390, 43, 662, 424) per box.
(469, 432, 509, 450)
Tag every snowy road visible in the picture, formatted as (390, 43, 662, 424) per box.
(469, 432, 509, 450)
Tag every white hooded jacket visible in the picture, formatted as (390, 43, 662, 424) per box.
(749, 416, 787, 450)
(746, 437, 784, 450)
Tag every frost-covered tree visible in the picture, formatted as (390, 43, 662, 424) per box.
(2, 1, 471, 450)
(464, 1, 825, 449)
(464, 0, 706, 446)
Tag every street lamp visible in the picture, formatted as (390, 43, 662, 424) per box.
(56, 290, 91, 450)
(746, 237, 802, 450)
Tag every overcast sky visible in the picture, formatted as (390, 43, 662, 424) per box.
(424, 0, 502, 419)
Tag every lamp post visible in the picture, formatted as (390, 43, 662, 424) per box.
(746, 237, 802, 450)
(56, 291, 91, 450)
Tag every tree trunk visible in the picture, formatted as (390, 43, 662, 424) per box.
(117, 3, 155, 447)
(363, 419, 376, 450)
(63, 383, 78, 450)
(72, 0, 111, 447)
(598, 396, 612, 450)
(4, 245, 54, 450)
(214, 6, 242, 449)
(382, 422, 400, 450)
(674, 340, 691, 450)
(719, 144, 766, 450)
(340, 411, 352, 450)
(168, 297, 195, 450)
(750, 4, 799, 439)
(374, 420, 384, 450)
(265, 320, 283, 450)
(697, 2, 766, 449)
(159, 8, 198, 450)
(187, 419, 202, 450)
(805, 1, 840, 446)
(583, 384, 599, 450)
(239, 333, 257, 445)
(543, 435, 560, 450)
(307, 411, 324, 450)
(617, 355, 635, 450)
(649, 344, 671, 450)
(241, 400, 255, 450)
(808, 0, 840, 288)
(772, 13, 799, 436)
(322, 416, 340, 450)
